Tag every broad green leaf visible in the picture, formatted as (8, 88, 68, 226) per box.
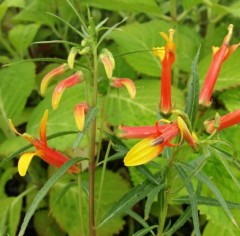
(0, 167, 17, 197)
(107, 79, 185, 126)
(13, 0, 55, 26)
(111, 21, 201, 76)
(81, 0, 161, 16)
(3, 0, 25, 8)
(17, 157, 83, 236)
(185, 46, 200, 127)
(175, 165, 200, 236)
(99, 177, 165, 228)
(9, 24, 40, 57)
(203, 220, 240, 236)
(199, 49, 240, 90)
(182, 0, 201, 10)
(218, 87, 240, 112)
(50, 169, 130, 236)
(34, 210, 65, 236)
(0, 4, 8, 21)
(0, 61, 35, 137)
(135, 165, 159, 185)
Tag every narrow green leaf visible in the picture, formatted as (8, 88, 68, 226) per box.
(144, 184, 164, 220)
(136, 166, 159, 185)
(133, 225, 159, 236)
(165, 206, 191, 236)
(47, 12, 85, 38)
(33, 40, 79, 47)
(173, 195, 240, 209)
(211, 147, 240, 190)
(98, 179, 165, 228)
(127, 210, 155, 236)
(185, 46, 201, 127)
(17, 157, 84, 236)
(178, 162, 237, 226)
(175, 165, 201, 236)
(72, 107, 98, 149)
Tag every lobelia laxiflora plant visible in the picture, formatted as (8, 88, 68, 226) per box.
(100, 24, 240, 236)
(7, 10, 136, 236)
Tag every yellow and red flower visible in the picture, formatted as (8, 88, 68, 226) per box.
(9, 110, 80, 176)
(74, 102, 89, 132)
(153, 29, 175, 115)
(111, 77, 136, 99)
(205, 109, 240, 133)
(52, 71, 84, 110)
(199, 24, 240, 106)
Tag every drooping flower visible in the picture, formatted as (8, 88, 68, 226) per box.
(123, 122, 179, 166)
(67, 47, 78, 69)
(74, 102, 89, 132)
(199, 24, 240, 106)
(100, 48, 115, 79)
(40, 64, 68, 96)
(9, 110, 80, 176)
(111, 77, 136, 99)
(153, 29, 175, 115)
(177, 116, 198, 150)
(205, 109, 240, 133)
(52, 71, 84, 110)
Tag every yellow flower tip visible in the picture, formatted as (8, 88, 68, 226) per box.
(40, 64, 68, 96)
(100, 48, 115, 79)
(225, 24, 234, 43)
(124, 136, 163, 166)
(8, 119, 21, 136)
(39, 110, 48, 143)
(177, 116, 198, 149)
(212, 46, 220, 56)
(67, 47, 78, 69)
(152, 47, 165, 61)
(74, 102, 89, 132)
(52, 72, 84, 110)
(111, 78, 136, 99)
(18, 152, 35, 176)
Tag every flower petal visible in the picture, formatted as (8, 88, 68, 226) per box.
(18, 152, 37, 176)
(100, 48, 115, 79)
(39, 110, 48, 144)
(111, 78, 136, 99)
(40, 64, 68, 96)
(52, 71, 84, 110)
(124, 136, 164, 166)
(74, 102, 89, 132)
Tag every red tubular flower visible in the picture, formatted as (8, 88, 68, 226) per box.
(199, 24, 240, 106)
(40, 64, 68, 96)
(74, 102, 89, 132)
(205, 109, 240, 133)
(9, 110, 80, 176)
(153, 29, 175, 115)
(119, 124, 169, 139)
(111, 77, 136, 99)
(52, 71, 84, 110)
(123, 122, 179, 166)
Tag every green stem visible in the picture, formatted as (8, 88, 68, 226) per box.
(96, 141, 112, 223)
(89, 46, 98, 236)
(78, 174, 85, 236)
(157, 190, 169, 236)
(170, 0, 177, 22)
